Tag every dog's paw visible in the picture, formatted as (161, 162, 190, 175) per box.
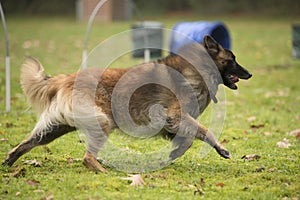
(215, 147, 231, 159)
(83, 152, 107, 173)
(2, 157, 14, 167)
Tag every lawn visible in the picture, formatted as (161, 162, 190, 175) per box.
(0, 14, 300, 199)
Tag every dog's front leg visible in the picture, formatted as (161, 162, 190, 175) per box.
(165, 113, 197, 161)
(195, 123, 231, 159)
(3, 123, 75, 167)
(165, 113, 231, 161)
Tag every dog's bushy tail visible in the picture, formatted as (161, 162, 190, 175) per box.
(21, 57, 51, 113)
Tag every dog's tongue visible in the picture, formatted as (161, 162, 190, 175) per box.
(230, 75, 239, 83)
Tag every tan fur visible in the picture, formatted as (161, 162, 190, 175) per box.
(4, 36, 251, 172)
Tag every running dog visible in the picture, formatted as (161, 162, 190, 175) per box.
(3, 35, 252, 172)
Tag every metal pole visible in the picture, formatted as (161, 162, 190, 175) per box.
(82, 0, 143, 68)
(0, 2, 10, 112)
(82, 0, 108, 69)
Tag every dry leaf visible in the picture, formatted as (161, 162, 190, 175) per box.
(216, 182, 225, 188)
(5, 122, 13, 128)
(247, 116, 256, 122)
(34, 190, 45, 193)
(121, 174, 144, 186)
(193, 184, 203, 196)
(289, 129, 300, 136)
(250, 124, 265, 129)
(241, 154, 261, 161)
(296, 133, 300, 140)
(23, 159, 42, 167)
(264, 132, 272, 136)
(16, 192, 21, 196)
(255, 167, 265, 172)
(282, 197, 299, 200)
(200, 177, 205, 187)
(277, 138, 292, 148)
(46, 193, 54, 200)
(26, 179, 40, 186)
(67, 158, 73, 164)
(12, 168, 26, 178)
(220, 139, 229, 144)
(0, 138, 9, 142)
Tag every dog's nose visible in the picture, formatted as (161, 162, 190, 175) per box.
(247, 73, 252, 79)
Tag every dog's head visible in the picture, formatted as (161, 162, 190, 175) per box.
(203, 35, 252, 89)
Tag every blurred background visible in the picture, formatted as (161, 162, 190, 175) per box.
(1, 0, 300, 18)
(0, 1, 299, 199)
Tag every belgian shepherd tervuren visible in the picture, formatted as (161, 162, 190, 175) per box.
(3, 35, 252, 172)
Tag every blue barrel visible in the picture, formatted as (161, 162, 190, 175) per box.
(169, 21, 231, 54)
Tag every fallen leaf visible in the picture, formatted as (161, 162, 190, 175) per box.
(34, 190, 45, 193)
(296, 133, 300, 140)
(233, 137, 242, 140)
(12, 168, 26, 178)
(5, 122, 13, 128)
(263, 132, 272, 136)
(200, 177, 205, 187)
(220, 139, 229, 144)
(121, 174, 144, 186)
(241, 154, 261, 161)
(250, 124, 265, 129)
(0, 138, 9, 142)
(193, 184, 203, 196)
(268, 168, 276, 172)
(67, 158, 73, 164)
(26, 179, 40, 186)
(247, 116, 256, 122)
(289, 129, 300, 136)
(23, 159, 42, 167)
(216, 182, 225, 188)
(277, 138, 292, 148)
(46, 193, 54, 200)
(255, 167, 265, 172)
(16, 192, 21, 196)
(282, 197, 299, 200)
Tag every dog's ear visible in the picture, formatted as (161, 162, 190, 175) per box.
(204, 35, 223, 56)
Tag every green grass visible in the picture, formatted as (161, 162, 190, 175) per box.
(1, 15, 300, 199)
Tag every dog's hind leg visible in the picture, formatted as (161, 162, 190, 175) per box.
(82, 127, 109, 173)
(79, 114, 111, 173)
(3, 122, 75, 167)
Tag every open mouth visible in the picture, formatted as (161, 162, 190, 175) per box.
(229, 75, 239, 83)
